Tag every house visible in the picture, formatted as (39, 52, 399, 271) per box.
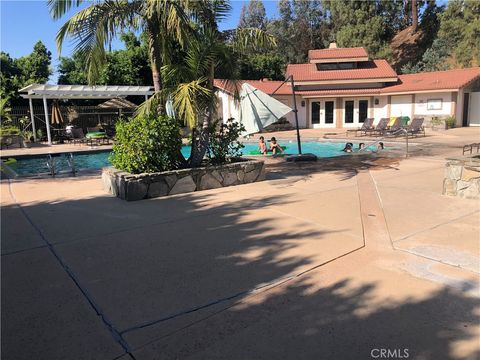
(214, 43, 480, 129)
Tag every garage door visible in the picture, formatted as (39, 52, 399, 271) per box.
(391, 95, 413, 118)
(468, 92, 480, 126)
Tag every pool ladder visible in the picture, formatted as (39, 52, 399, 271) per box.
(46, 153, 76, 177)
(358, 128, 409, 158)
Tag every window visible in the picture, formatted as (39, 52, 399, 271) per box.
(427, 99, 442, 110)
(312, 102, 321, 124)
(325, 101, 334, 124)
(344, 101, 354, 123)
(359, 100, 368, 123)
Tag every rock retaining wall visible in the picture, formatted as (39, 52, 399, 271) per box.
(102, 159, 265, 201)
(443, 156, 480, 199)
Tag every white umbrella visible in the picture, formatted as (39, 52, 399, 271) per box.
(239, 83, 292, 135)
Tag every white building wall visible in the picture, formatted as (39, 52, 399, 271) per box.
(391, 94, 413, 118)
(216, 90, 305, 128)
(414, 92, 452, 117)
(373, 96, 388, 124)
(456, 90, 464, 126)
(274, 96, 307, 128)
(468, 92, 480, 126)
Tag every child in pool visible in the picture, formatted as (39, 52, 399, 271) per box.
(269, 137, 284, 155)
(258, 136, 267, 155)
(342, 142, 353, 153)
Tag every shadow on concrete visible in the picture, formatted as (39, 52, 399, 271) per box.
(133, 276, 480, 360)
(265, 154, 401, 182)
(1, 189, 350, 359)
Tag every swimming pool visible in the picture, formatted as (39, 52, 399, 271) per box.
(5, 141, 381, 176)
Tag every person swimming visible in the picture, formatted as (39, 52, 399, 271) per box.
(258, 136, 267, 155)
(342, 142, 353, 153)
(269, 137, 284, 155)
(358, 143, 365, 150)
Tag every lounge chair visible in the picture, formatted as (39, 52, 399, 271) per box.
(366, 118, 389, 136)
(346, 118, 374, 137)
(384, 117, 403, 136)
(406, 117, 425, 137)
(86, 127, 110, 145)
(462, 143, 480, 155)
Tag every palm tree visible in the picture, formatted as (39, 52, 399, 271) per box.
(161, 0, 276, 167)
(48, 0, 191, 113)
(0, 96, 12, 124)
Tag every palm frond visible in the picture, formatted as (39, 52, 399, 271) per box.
(232, 27, 277, 53)
(55, 0, 140, 84)
(172, 78, 211, 129)
(48, 0, 85, 20)
(135, 91, 169, 117)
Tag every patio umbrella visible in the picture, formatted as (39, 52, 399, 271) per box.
(51, 101, 64, 125)
(239, 83, 292, 135)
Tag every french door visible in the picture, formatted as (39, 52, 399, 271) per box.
(343, 98, 369, 127)
(310, 99, 336, 128)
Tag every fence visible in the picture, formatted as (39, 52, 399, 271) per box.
(9, 105, 135, 135)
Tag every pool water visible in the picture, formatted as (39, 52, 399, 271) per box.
(7, 141, 380, 176)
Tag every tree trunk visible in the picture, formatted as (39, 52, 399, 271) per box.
(188, 62, 215, 168)
(147, 22, 165, 115)
(411, 0, 418, 33)
(188, 117, 210, 167)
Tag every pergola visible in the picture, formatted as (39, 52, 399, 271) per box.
(19, 84, 154, 145)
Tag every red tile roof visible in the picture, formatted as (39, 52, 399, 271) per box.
(214, 79, 292, 95)
(214, 67, 480, 97)
(297, 88, 381, 96)
(286, 60, 398, 82)
(383, 67, 480, 93)
(308, 47, 368, 60)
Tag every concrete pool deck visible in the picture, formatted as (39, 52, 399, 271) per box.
(1, 127, 479, 359)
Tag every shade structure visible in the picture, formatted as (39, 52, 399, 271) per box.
(19, 83, 154, 145)
(240, 83, 292, 135)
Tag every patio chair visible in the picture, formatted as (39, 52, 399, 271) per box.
(346, 118, 374, 137)
(71, 128, 87, 145)
(399, 116, 410, 128)
(462, 143, 480, 155)
(366, 118, 389, 136)
(406, 118, 425, 137)
(384, 117, 403, 136)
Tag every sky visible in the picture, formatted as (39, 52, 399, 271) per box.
(0, 0, 280, 83)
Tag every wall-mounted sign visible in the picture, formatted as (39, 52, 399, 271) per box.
(427, 98, 442, 110)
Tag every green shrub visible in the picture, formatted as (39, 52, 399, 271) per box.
(0, 126, 21, 136)
(207, 118, 245, 165)
(110, 114, 183, 174)
(445, 116, 456, 128)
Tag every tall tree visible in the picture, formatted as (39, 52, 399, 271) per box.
(268, 0, 330, 65)
(49, 0, 191, 114)
(58, 32, 151, 86)
(159, 1, 276, 167)
(411, 0, 418, 33)
(324, 0, 386, 57)
(238, 4, 248, 28)
(15, 41, 52, 85)
(237, 0, 267, 30)
(1, 41, 52, 104)
(437, 0, 480, 67)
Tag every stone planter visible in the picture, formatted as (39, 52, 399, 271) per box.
(443, 156, 480, 199)
(102, 158, 266, 201)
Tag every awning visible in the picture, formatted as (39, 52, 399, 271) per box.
(19, 84, 154, 99)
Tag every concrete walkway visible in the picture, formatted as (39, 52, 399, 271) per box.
(1, 131, 479, 359)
